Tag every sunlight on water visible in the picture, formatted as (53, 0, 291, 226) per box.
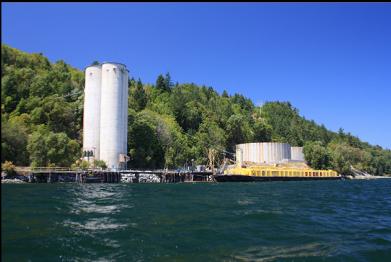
(63, 218, 128, 231)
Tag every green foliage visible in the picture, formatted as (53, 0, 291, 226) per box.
(261, 102, 335, 146)
(79, 160, 90, 170)
(30, 95, 78, 137)
(253, 118, 273, 143)
(27, 125, 80, 167)
(129, 78, 147, 111)
(93, 159, 107, 169)
(1, 44, 390, 175)
(303, 141, 332, 170)
(1, 45, 83, 167)
(1, 160, 16, 176)
(262, 101, 391, 175)
(155, 73, 173, 93)
(194, 120, 226, 165)
(127, 110, 165, 169)
(71, 159, 90, 170)
(1, 113, 29, 165)
(225, 114, 252, 151)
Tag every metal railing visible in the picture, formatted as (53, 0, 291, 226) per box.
(16, 167, 78, 172)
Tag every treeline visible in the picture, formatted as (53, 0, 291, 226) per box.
(1, 45, 390, 175)
(261, 102, 391, 175)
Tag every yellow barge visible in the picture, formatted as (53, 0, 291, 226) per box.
(215, 165, 341, 182)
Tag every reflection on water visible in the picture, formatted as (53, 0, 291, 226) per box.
(64, 185, 132, 233)
(63, 218, 128, 231)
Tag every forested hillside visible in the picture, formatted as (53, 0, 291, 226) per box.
(2, 45, 390, 175)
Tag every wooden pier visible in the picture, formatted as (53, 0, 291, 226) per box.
(15, 167, 213, 183)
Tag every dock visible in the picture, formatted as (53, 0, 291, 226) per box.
(14, 167, 213, 183)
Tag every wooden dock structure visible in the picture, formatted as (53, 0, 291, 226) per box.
(14, 167, 213, 183)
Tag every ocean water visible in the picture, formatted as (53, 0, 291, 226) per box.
(2, 180, 391, 261)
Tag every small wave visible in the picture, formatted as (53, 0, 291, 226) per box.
(102, 238, 121, 248)
(237, 199, 254, 206)
(234, 243, 331, 261)
(237, 209, 284, 216)
(63, 218, 128, 231)
(79, 204, 131, 214)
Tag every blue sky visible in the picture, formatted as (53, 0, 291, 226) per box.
(2, 3, 391, 149)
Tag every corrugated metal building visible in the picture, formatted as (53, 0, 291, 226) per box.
(236, 142, 292, 165)
(291, 147, 305, 162)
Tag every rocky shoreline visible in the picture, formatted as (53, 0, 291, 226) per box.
(344, 166, 391, 180)
(1, 178, 27, 184)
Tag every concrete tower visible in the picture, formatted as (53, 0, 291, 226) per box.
(99, 62, 129, 170)
(83, 65, 102, 161)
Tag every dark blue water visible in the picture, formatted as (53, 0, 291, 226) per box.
(2, 180, 391, 261)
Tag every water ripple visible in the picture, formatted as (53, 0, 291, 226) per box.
(3, 180, 391, 261)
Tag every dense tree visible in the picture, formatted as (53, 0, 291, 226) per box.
(303, 141, 332, 170)
(127, 110, 165, 169)
(1, 114, 29, 165)
(30, 95, 77, 137)
(194, 120, 226, 165)
(155, 73, 173, 92)
(2, 45, 83, 167)
(253, 119, 273, 143)
(164, 73, 172, 91)
(225, 114, 253, 151)
(27, 125, 80, 167)
(129, 78, 147, 111)
(1, 44, 390, 175)
(1, 161, 17, 176)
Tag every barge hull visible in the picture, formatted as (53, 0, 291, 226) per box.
(215, 175, 341, 182)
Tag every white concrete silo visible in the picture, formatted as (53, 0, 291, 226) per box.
(122, 70, 128, 157)
(83, 65, 102, 161)
(100, 62, 129, 170)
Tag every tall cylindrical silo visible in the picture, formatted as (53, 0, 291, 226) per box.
(100, 62, 128, 170)
(122, 70, 128, 162)
(83, 65, 102, 161)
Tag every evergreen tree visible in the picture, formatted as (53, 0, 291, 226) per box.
(164, 72, 172, 91)
(132, 79, 147, 111)
(156, 74, 166, 91)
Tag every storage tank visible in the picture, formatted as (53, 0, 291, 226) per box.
(236, 142, 291, 164)
(100, 62, 128, 170)
(83, 65, 102, 161)
(291, 147, 305, 162)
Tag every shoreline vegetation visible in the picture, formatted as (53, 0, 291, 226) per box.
(1, 44, 391, 178)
